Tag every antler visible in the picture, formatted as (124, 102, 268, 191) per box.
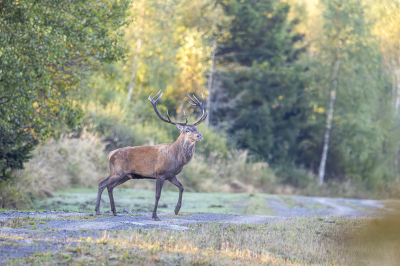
(148, 91, 207, 126)
(148, 91, 188, 125)
(187, 93, 207, 126)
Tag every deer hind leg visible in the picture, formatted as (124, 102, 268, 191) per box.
(95, 176, 113, 215)
(107, 174, 131, 216)
(152, 178, 165, 221)
(168, 176, 184, 215)
(95, 173, 128, 215)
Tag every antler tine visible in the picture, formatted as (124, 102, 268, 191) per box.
(193, 95, 201, 104)
(188, 98, 197, 107)
(154, 92, 163, 103)
(166, 109, 172, 123)
(188, 94, 200, 105)
(188, 98, 197, 106)
(183, 110, 188, 124)
(148, 90, 162, 102)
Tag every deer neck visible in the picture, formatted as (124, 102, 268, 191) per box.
(171, 133, 196, 166)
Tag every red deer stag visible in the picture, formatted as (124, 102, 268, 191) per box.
(94, 91, 207, 221)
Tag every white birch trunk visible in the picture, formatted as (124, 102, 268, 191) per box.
(127, 38, 142, 102)
(205, 38, 216, 127)
(318, 59, 340, 187)
(394, 69, 400, 109)
(127, 0, 146, 102)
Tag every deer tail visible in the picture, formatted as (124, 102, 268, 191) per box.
(108, 149, 120, 161)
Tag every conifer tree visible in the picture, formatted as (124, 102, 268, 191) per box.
(214, 0, 307, 163)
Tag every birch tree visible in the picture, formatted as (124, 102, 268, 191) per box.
(316, 0, 386, 186)
(318, 59, 339, 186)
(206, 38, 217, 127)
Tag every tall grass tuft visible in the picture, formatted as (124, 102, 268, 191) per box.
(14, 130, 108, 200)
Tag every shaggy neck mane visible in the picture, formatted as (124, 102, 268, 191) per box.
(171, 133, 196, 165)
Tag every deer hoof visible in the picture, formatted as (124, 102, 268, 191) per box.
(113, 212, 118, 216)
(174, 205, 181, 215)
(152, 215, 161, 221)
(96, 212, 101, 215)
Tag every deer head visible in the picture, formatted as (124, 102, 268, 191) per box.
(148, 91, 207, 143)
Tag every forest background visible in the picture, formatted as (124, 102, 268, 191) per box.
(2, 0, 400, 208)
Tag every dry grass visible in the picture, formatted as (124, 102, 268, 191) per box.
(15, 130, 108, 200)
(4, 214, 400, 266)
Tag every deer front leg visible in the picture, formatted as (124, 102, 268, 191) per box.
(168, 176, 184, 215)
(152, 178, 165, 221)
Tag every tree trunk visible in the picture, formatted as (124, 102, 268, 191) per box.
(127, 0, 146, 102)
(318, 59, 340, 187)
(126, 39, 142, 102)
(205, 38, 216, 127)
(394, 69, 400, 109)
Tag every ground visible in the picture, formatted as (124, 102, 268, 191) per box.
(1, 188, 399, 265)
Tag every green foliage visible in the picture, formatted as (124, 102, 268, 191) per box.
(215, 0, 307, 164)
(0, 0, 128, 178)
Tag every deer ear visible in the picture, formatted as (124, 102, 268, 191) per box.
(175, 124, 185, 132)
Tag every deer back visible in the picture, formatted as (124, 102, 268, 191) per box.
(109, 146, 159, 178)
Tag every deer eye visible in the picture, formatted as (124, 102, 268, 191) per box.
(185, 129, 190, 133)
